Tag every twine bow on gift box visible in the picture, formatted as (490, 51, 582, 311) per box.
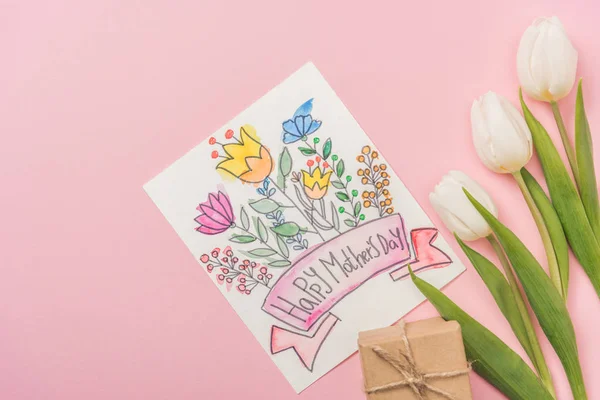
(365, 321, 472, 400)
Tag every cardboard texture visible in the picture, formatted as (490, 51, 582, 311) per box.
(358, 318, 472, 400)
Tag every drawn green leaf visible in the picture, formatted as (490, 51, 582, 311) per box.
(256, 218, 269, 242)
(240, 207, 250, 231)
(230, 235, 256, 244)
(344, 219, 356, 227)
(323, 138, 332, 160)
(299, 147, 317, 156)
(336, 192, 350, 202)
(336, 159, 345, 178)
(269, 260, 292, 268)
(248, 248, 276, 257)
(276, 235, 289, 258)
(271, 222, 301, 237)
(331, 202, 340, 231)
(249, 198, 280, 214)
(331, 181, 345, 190)
(279, 147, 293, 177)
(354, 201, 362, 217)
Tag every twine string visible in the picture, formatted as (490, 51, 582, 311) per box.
(365, 320, 471, 400)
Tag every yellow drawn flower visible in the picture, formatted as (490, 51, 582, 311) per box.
(301, 166, 333, 200)
(216, 125, 273, 183)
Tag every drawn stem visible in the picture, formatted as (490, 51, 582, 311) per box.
(361, 152, 385, 217)
(303, 141, 360, 227)
(209, 256, 270, 288)
(271, 179, 326, 241)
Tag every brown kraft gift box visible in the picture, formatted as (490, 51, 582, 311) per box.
(358, 317, 472, 400)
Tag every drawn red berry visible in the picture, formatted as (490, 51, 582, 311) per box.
(221, 257, 228, 263)
(217, 274, 224, 281)
(226, 249, 233, 257)
(221, 268, 229, 274)
(200, 254, 209, 263)
(245, 290, 251, 295)
(232, 257, 239, 263)
(267, 274, 273, 279)
(207, 265, 214, 273)
(260, 267, 267, 274)
(251, 262, 257, 268)
(239, 265, 246, 270)
(243, 259, 250, 265)
(238, 284, 246, 291)
(239, 277, 246, 283)
(211, 150, 219, 159)
(211, 248, 220, 257)
(225, 129, 234, 139)
(307, 160, 314, 167)
(257, 274, 264, 280)
(315, 156, 321, 162)
(226, 278, 233, 283)
(208, 137, 216, 145)
(323, 162, 329, 168)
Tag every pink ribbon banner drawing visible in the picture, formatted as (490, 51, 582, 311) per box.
(263, 214, 453, 371)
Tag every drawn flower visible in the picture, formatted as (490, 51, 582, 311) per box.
(216, 125, 273, 183)
(301, 166, 333, 200)
(195, 191, 235, 235)
(282, 99, 322, 144)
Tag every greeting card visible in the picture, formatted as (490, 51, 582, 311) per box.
(144, 63, 465, 392)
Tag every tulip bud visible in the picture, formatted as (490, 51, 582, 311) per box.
(517, 16, 578, 102)
(429, 171, 498, 241)
(471, 92, 532, 173)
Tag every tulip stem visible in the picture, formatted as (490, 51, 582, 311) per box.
(271, 180, 326, 242)
(487, 235, 556, 398)
(512, 170, 564, 298)
(550, 101, 580, 189)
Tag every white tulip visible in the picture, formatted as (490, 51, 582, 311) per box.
(430, 171, 498, 241)
(517, 16, 578, 102)
(471, 91, 532, 174)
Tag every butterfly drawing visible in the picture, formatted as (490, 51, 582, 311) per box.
(281, 98, 322, 144)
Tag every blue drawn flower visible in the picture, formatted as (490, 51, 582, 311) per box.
(281, 98, 322, 144)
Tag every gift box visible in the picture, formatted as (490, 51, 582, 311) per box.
(358, 317, 472, 400)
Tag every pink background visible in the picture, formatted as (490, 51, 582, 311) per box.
(2, 1, 600, 399)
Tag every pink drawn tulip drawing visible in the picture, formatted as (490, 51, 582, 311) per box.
(195, 191, 235, 235)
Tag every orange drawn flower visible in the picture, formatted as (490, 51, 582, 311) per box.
(301, 166, 333, 200)
(216, 125, 273, 183)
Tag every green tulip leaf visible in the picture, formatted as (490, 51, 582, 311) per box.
(520, 90, 600, 298)
(408, 267, 554, 400)
(455, 237, 534, 365)
(575, 80, 600, 242)
(521, 168, 570, 297)
(466, 189, 587, 400)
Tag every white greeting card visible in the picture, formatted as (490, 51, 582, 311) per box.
(144, 63, 465, 392)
